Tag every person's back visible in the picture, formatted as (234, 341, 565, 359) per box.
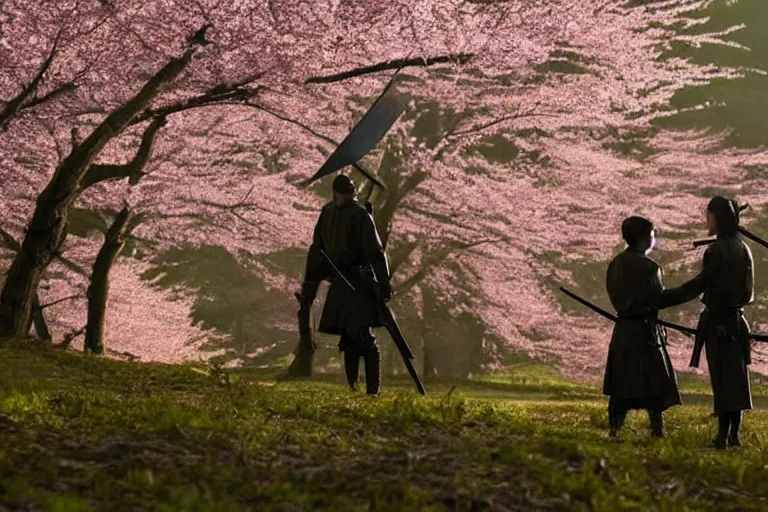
(700, 236, 754, 310)
(606, 250, 661, 318)
(315, 199, 380, 271)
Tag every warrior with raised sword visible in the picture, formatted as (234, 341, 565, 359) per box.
(294, 70, 426, 396)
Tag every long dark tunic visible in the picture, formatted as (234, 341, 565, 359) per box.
(603, 249, 684, 411)
(308, 200, 386, 337)
(664, 235, 754, 414)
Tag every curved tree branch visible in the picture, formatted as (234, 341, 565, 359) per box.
(80, 116, 168, 189)
(305, 53, 473, 84)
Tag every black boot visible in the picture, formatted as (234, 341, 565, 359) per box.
(648, 409, 665, 438)
(608, 398, 626, 437)
(343, 348, 360, 391)
(363, 341, 381, 395)
(713, 414, 729, 450)
(728, 411, 742, 448)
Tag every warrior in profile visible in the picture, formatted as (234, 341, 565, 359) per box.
(663, 197, 754, 449)
(297, 174, 391, 395)
(603, 216, 690, 437)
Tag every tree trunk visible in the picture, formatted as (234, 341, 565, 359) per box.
(422, 339, 438, 380)
(84, 207, 131, 354)
(286, 300, 316, 377)
(30, 293, 51, 342)
(235, 313, 247, 356)
(0, 44, 198, 337)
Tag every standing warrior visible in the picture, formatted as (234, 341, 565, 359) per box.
(664, 197, 754, 449)
(297, 174, 392, 395)
(604, 217, 689, 438)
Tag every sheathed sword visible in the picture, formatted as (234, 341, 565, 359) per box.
(693, 226, 768, 249)
(559, 287, 768, 342)
(320, 250, 427, 395)
(559, 287, 696, 335)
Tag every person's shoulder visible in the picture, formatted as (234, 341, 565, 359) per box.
(641, 254, 660, 271)
(612, 250, 658, 272)
(704, 238, 726, 258)
(348, 200, 371, 218)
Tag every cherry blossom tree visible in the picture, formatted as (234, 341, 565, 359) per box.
(4, 0, 768, 381)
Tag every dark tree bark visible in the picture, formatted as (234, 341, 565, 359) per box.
(285, 295, 316, 377)
(304, 53, 472, 84)
(79, 116, 167, 189)
(421, 286, 438, 380)
(30, 294, 52, 342)
(0, 226, 51, 341)
(0, 36, 203, 338)
(84, 207, 131, 354)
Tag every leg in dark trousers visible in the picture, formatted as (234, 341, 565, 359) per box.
(648, 409, 664, 438)
(714, 414, 730, 450)
(340, 333, 360, 390)
(362, 339, 381, 395)
(729, 411, 742, 447)
(608, 397, 628, 436)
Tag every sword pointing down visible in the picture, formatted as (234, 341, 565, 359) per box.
(320, 250, 427, 395)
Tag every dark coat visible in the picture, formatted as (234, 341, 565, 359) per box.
(664, 235, 754, 414)
(602, 249, 684, 410)
(307, 200, 386, 337)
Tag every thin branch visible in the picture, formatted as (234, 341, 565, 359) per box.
(58, 325, 86, 348)
(0, 225, 89, 278)
(447, 110, 559, 139)
(131, 73, 265, 125)
(23, 81, 77, 109)
(240, 185, 255, 204)
(305, 53, 473, 84)
(40, 294, 83, 309)
(178, 196, 267, 229)
(0, 31, 61, 129)
(394, 237, 507, 296)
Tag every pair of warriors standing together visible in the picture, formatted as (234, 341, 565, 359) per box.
(299, 177, 755, 448)
(604, 196, 754, 449)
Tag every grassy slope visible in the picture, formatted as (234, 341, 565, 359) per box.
(2, 341, 768, 511)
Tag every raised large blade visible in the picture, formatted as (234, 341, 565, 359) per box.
(301, 75, 405, 187)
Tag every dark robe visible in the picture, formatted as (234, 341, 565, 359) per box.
(306, 199, 387, 338)
(664, 235, 754, 414)
(603, 249, 684, 411)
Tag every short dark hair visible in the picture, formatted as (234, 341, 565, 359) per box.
(707, 196, 739, 236)
(621, 216, 654, 246)
(332, 174, 356, 194)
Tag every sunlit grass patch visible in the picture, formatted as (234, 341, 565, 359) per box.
(2, 341, 768, 510)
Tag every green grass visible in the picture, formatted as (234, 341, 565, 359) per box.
(2, 339, 768, 511)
